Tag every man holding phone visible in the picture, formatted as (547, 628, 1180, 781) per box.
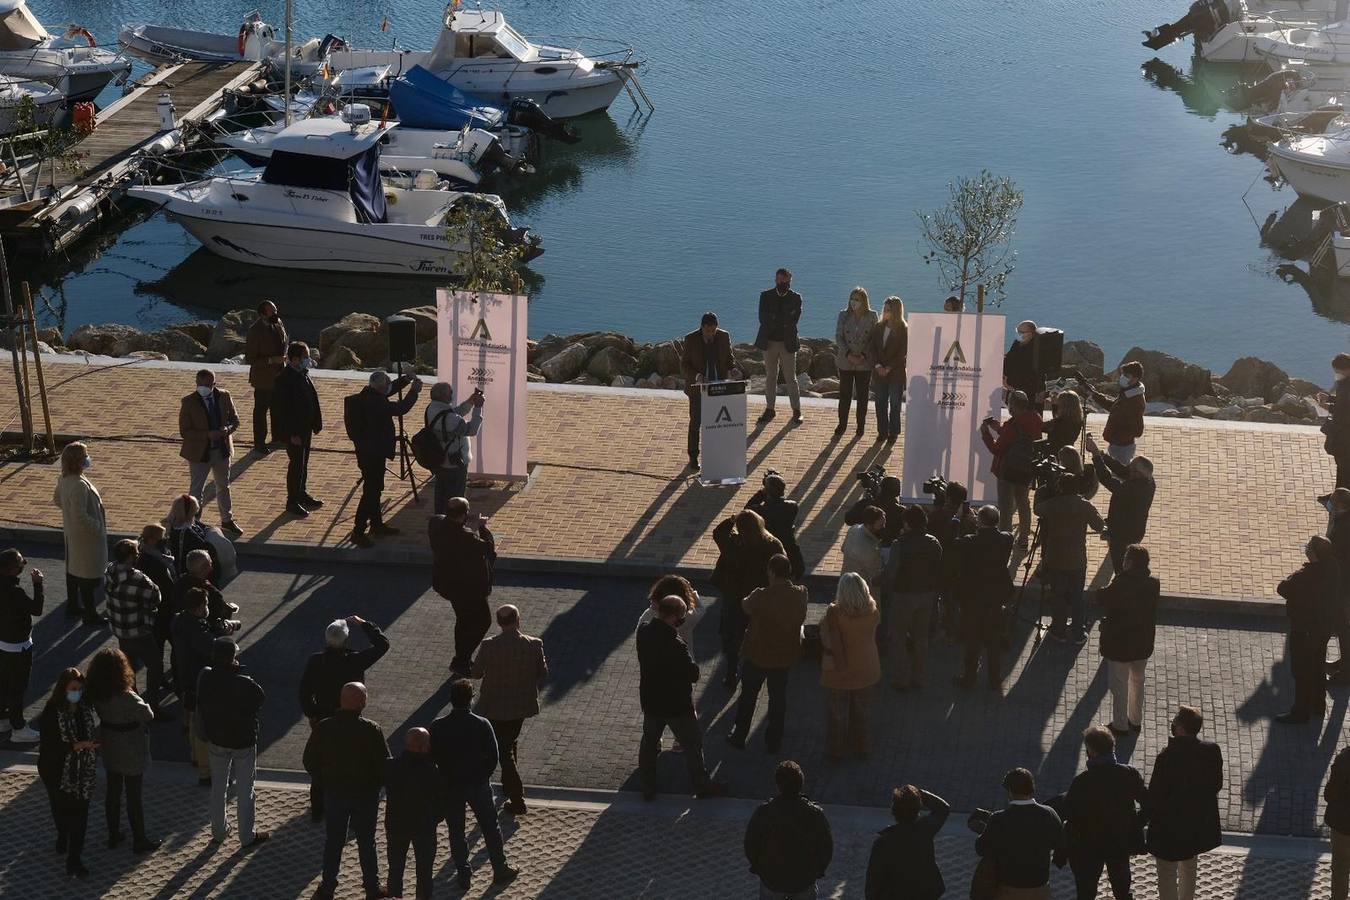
(429, 497, 497, 677)
(424, 382, 486, 515)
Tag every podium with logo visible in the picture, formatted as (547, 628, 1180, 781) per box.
(699, 380, 748, 485)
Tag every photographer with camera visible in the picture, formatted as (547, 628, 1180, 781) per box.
(883, 506, 943, 691)
(845, 474, 906, 545)
(1080, 361, 1146, 465)
(951, 505, 1015, 690)
(1033, 473, 1105, 643)
(746, 472, 805, 580)
(347, 370, 423, 548)
(981, 390, 1043, 548)
(424, 382, 485, 517)
(841, 507, 887, 595)
(1086, 434, 1155, 575)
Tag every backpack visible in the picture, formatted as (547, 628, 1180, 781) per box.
(1000, 419, 1036, 486)
(343, 392, 367, 446)
(410, 407, 453, 471)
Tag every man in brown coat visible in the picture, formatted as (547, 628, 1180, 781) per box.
(245, 300, 288, 454)
(727, 553, 807, 753)
(680, 312, 740, 470)
(179, 370, 242, 536)
(471, 604, 548, 814)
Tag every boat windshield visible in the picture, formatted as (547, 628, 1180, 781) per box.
(0, 4, 49, 51)
(493, 25, 535, 62)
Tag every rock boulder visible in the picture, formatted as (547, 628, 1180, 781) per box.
(170, 321, 214, 347)
(320, 313, 386, 366)
(1220, 357, 1289, 403)
(68, 323, 144, 356)
(1119, 347, 1212, 403)
(397, 305, 438, 343)
(207, 309, 258, 362)
(539, 342, 588, 382)
(322, 345, 363, 370)
(808, 352, 838, 379)
(1063, 340, 1105, 378)
(587, 345, 638, 382)
(637, 341, 683, 378)
(579, 331, 637, 358)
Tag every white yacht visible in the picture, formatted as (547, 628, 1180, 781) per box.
(0, 0, 130, 102)
(1267, 128, 1350, 202)
(1143, 0, 1340, 63)
(1256, 19, 1350, 66)
(329, 6, 638, 118)
(127, 111, 541, 276)
(0, 73, 61, 134)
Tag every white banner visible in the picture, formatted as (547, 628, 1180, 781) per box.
(902, 312, 1006, 505)
(437, 289, 528, 481)
(700, 380, 748, 485)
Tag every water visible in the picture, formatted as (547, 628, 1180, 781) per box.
(16, 0, 1349, 381)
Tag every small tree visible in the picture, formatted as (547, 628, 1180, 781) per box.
(443, 198, 537, 293)
(918, 170, 1023, 309)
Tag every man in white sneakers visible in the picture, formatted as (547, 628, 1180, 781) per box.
(0, 548, 43, 743)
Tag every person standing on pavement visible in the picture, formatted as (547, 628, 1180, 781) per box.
(272, 341, 324, 518)
(637, 575, 704, 646)
(745, 473, 805, 579)
(864, 784, 950, 900)
(0, 547, 43, 744)
(38, 666, 98, 879)
(173, 549, 240, 630)
(347, 370, 422, 548)
(755, 268, 804, 424)
(171, 588, 218, 785)
(1081, 361, 1147, 465)
(384, 727, 446, 900)
(1098, 545, 1160, 735)
(84, 648, 160, 854)
(1330, 739, 1350, 900)
(163, 494, 234, 583)
(712, 509, 785, 690)
(1033, 474, 1105, 643)
(680, 312, 740, 470)
(1086, 433, 1156, 574)
(1276, 535, 1342, 723)
(53, 441, 107, 626)
(299, 616, 391, 822)
(883, 506, 943, 691)
(103, 540, 166, 713)
(1147, 705, 1223, 900)
(980, 390, 1043, 548)
(197, 638, 269, 851)
(471, 604, 548, 815)
(841, 506, 887, 598)
(727, 554, 807, 753)
(424, 382, 484, 514)
(819, 573, 881, 764)
(868, 295, 908, 446)
(1003, 320, 1042, 412)
(245, 299, 288, 454)
(1326, 488, 1350, 686)
(1062, 725, 1149, 900)
(1319, 353, 1350, 490)
(137, 526, 177, 688)
(429, 496, 497, 677)
(973, 767, 1065, 900)
(179, 369, 243, 538)
(835, 286, 879, 439)
(636, 594, 727, 801)
(430, 679, 520, 889)
(952, 505, 1015, 690)
(744, 760, 834, 900)
(304, 682, 390, 900)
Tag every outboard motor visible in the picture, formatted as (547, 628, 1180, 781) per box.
(462, 128, 512, 177)
(1142, 0, 1235, 51)
(507, 98, 581, 144)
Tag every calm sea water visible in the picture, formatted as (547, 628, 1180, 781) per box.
(17, 0, 1348, 380)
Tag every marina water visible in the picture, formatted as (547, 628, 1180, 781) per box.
(19, 0, 1344, 380)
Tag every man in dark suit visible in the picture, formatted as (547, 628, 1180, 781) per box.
(974, 768, 1065, 900)
(1318, 353, 1350, 489)
(429, 497, 496, 677)
(383, 727, 446, 900)
(1086, 433, 1156, 574)
(679, 312, 739, 470)
(1276, 534, 1342, 723)
(179, 369, 242, 537)
(347, 370, 422, 548)
(1147, 705, 1222, 900)
(1004, 320, 1043, 412)
(271, 341, 324, 517)
(245, 300, 287, 454)
(636, 595, 725, 801)
(754, 267, 804, 423)
(1062, 725, 1149, 900)
(952, 505, 1014, 690)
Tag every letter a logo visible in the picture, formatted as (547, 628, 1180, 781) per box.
(943, 341, 966, 365)
(469, 318, 492, 341)
(714, 405, 732, 423)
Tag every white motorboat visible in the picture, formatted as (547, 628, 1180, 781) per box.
(0, 74, 61, 134)
(119, 13, 345, 78)
(1255, 19, 1350, 66)
(329, 6, 638, 118)
(1143, 0, 1339, 62)
(1267, 128, 1350, 202)
(127, 111, 541, 276)
(0, 0, 130, 102)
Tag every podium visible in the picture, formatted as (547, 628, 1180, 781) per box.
(699, 379, 748, 485)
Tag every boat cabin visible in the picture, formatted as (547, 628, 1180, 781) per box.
(260, 117, 396, 224)
(0, 0, 49, 51)
(423, 7, 546, 69)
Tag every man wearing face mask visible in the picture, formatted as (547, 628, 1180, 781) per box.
(1003, 320, 1044, 413)
(179, 370, 242, 538)
(245, 300, 288, 455)
(754, 268, 804, 424)
(272, 342, 324, 518)
(1318, 354, 1350, 490)
(1082, 361, 1147, 465)
(347, 370, 422, 548)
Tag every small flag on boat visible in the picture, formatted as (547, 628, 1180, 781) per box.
(380, 16, 390, 32)
(451, 0, 462, 10)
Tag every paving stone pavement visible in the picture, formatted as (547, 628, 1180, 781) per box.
(0, 767, 1337, 899)
(0, 355, 1334, 604)
(6, 548, 1347, 841)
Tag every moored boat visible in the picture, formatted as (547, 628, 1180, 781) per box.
(0, 0, 130, 102)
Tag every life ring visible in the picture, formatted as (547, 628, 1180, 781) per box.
(64, 25, 95, 47)
(237, 24, 249, 57)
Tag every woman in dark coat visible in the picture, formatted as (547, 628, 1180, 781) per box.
(86, 648, 159, 853)
(1147, 705, 1223, 900)
(712, 509, 784, 690)
(865, 784, 949, 899)
(38, 666, 99, 878)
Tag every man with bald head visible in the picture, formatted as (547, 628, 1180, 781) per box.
(429, 496, 497, 676)
(303, 682, 391, 900)
(472, 604, 549, 814)
(383, 727, 446, 900)
(348, 369, 422, 548)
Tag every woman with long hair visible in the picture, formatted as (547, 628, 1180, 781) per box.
(835, 287, 879, 438)
(1045, 389, 1085, 452)
(868, 295, 909, 445)
(85, 648, 159, 853)
(1056, 445, 1098, 500)
(38, 666, 98, 878)
(52, 442, 107, 624)
(820, 573, 881, 763)
(163, 493, 237, 582)
(711, 509, 785, 690)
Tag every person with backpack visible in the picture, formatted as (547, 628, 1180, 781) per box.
(345, 371, 422, 548)
(980, 390, 1043, 548)
(1033, 474, 1105, 644)
(420, 382, 485, 515)
(744, 761, 833, 899)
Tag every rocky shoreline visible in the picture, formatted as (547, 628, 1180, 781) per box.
(12, 310, 1330, 425)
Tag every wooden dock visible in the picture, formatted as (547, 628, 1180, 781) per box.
(0, 60, 262, 257)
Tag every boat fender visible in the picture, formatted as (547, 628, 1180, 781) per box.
(238, 24, 249, 58)
(64, 25, 96, 47)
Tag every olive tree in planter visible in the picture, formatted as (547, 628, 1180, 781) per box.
(918, 170, 1023, 311)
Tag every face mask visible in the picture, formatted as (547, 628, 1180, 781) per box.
(66, 689, 82, 703)
(81, 457, 92, 470)
(850, 300, 863, 311)
(196, 385, 212, 397)
(1018, 332, 1033, 344)
(1119, 375, 1133, 388)
(301, 358, 314, 371)
(776, 282, 789, 293)
(1338, 371, 1349, 382)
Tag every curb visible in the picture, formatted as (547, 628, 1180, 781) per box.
(0, 523, 1286, 617)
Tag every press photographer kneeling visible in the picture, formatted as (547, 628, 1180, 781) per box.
(845, 469, 906, 545)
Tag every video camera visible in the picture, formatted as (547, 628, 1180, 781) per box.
(922, 474, 949, 506)
(1030, 446, 1070, 493)
(856, 463, 886, 502)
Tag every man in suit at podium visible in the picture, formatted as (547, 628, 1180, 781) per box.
(680, 313, 741, 471)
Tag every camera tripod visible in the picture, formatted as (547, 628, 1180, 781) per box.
(390, 361, 422, 502)
(1007, 520, 1052, 650)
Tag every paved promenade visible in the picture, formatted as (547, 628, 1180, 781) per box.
(0, 354, 1334, 606)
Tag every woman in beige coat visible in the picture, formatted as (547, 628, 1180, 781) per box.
(52, 442, 107, 624)
(820, 572, 880, 763)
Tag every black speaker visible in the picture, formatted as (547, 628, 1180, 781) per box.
(1032, 327, 1064, 376)
(386, 315, 417, 364)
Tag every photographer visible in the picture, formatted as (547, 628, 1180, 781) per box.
(845, 475, 906, 545)
(1317, 353, 1350, 489)
(1080, 361, 1146, 465)
(841, 507, 886, 594)
(746, 472, 804, 579)
(926, 481, 977, 638)
(981, 390, 1043, 548)
(1033, 473, 1105, 643)
(1044, 389, 1085, 452)
(347, 370, 422, 548)
(1086, 434, 1155, 574)
(425, 382, 484, 516)
(883, 506, 943, 691)
(952, 505, 1014, 689)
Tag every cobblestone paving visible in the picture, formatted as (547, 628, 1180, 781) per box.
(0, 357, 1334, 603)
(7, 550, 1346, 840)
(0, 769, 1336, 899)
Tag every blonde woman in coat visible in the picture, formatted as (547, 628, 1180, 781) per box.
(52, 442, 107, 625)
(820, 572, 880, 763)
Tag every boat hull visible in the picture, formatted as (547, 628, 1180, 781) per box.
(1269, 143, 1350, 202)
